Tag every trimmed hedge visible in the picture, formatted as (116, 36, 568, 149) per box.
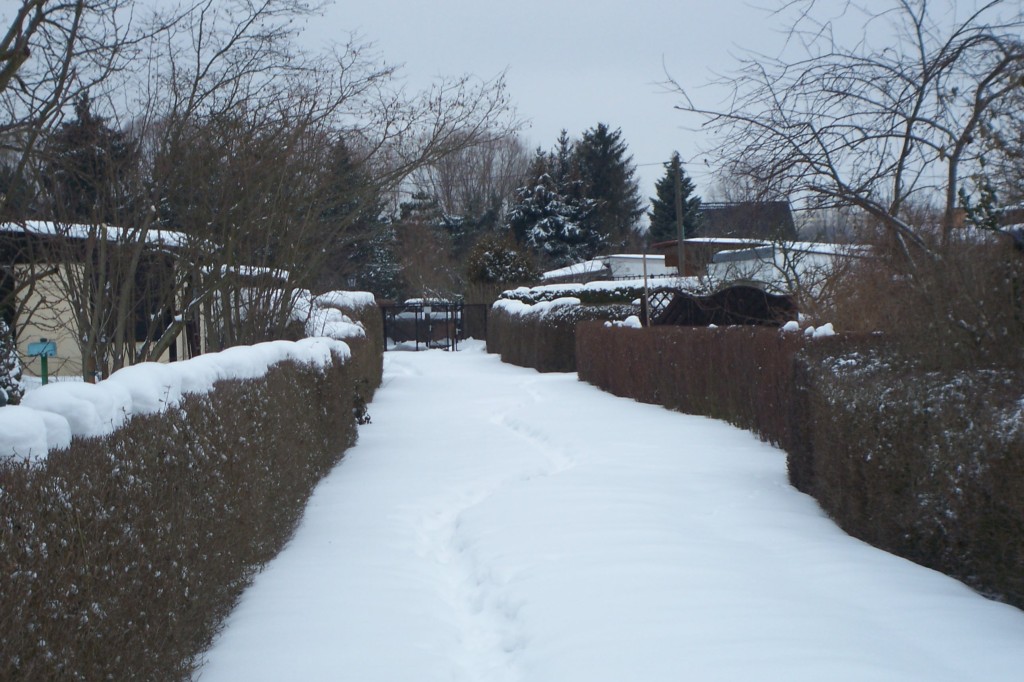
(575, 322, 1024, 609)
(576, 323, 806, 450)
(800, 349, 1024, 606)
(487, 302, 638, 373)
(0, 337, 380, 680)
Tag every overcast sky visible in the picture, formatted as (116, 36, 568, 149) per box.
(310, 0, 795, 204)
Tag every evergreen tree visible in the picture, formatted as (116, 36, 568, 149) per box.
(317, 139, 391, 292)
(574, 123, 644, 247)
(506, 166, 603, 269)
(41, 92, 139, 224)
(648, 152, 703, 243)
(465, 233, 537, 285)
(0, 318, 23, 406)
(347, 220, 405, 300)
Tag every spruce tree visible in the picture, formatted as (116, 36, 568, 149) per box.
(506, 148, 604, 268)
(574, 123, 644, 248)
(648, 152, 703, 243)
(42, 92, 139, 224)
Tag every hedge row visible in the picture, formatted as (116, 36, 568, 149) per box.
(0, 317, 382, 680)
(486, 302, 638, 372)
(800, 350, 1024, 607)
(575, 322, 1024, 609)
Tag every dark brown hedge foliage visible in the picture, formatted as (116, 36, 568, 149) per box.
(0, 341, 379, 680)
(576, 322, 1024, 609)
(487, 303, 638, 373)
(576, 323, 806, 449)
(799, 348, 1024, 607)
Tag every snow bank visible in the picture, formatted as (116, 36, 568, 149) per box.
(0, 337, 351, 463)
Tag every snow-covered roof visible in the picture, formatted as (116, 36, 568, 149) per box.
(203, 264, 291, 281)
(541, 254, 670, 282)
(541, 259, 608, 281)
(605, 253, 665, 262)
(0, 220, 189, 249)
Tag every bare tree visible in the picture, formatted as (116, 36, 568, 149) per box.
(137, 3, 517, 349)
(4, 0, 518, 378)
(976, 72, 1024, 206)
(410, 131, 532, 229)
(671, 0, 1024, 263)
(0, 1, 177, 192)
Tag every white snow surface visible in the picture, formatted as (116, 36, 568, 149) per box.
(285, 289, 375, 340)
(1, 338, 350, 462)
(0, 220, 188, 248)
(196, 342, 1024, 682)
(493, 297, 582, 317)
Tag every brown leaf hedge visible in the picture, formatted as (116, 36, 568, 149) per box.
(573, 322, 1024, 609)
(0, 310, 383, 680)
(486, 302, 638, 373)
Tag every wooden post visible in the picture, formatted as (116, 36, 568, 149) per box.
(675, 165, 686, 278)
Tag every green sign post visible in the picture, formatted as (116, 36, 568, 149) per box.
(27, 338, 57, 385)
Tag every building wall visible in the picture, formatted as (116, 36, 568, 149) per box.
(606, 255, 675, 279)
(15, 263, 182, 380)
(706, 247, 845, 294)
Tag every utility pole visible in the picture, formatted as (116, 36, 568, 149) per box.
(674, 163, 685, 277)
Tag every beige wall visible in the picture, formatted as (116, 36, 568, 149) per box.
(15, 263, 184, 380)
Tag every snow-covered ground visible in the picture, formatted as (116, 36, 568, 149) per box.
(195, 341, 1024, 682)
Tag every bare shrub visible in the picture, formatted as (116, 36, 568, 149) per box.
(829, 236, 1024, 369)
(576, 323, 807, 450)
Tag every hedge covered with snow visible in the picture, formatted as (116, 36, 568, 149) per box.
(486, 297, 638, 373)
(1, 338, 350, 461)
(0, 313, 383, 679)
(575, 323, 1024, 610)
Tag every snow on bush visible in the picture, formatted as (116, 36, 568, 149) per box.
(0, 318, 23, 406)
(1, 337, 351, 462)
(501, 276, 701, 306)
(604, 315, 643, 329)
(290, 290, 374, 340)
(781, 319, 836, 337)
(493, 296, 582, 318)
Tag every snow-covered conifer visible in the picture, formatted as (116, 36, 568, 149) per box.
(0, 318, 24, 406)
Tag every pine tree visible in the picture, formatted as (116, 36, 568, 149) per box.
(42, 92, 139, 224)
(648, 152, 703, 243)
(0, 318, 23, 406)
(574, 123, 644, 247)
(316, 139, 391, 292)
(348, 220, 405, 300)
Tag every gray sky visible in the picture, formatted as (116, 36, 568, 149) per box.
(311, 0, 793, 204)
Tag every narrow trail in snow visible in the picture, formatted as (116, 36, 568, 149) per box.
(195, 343, 1024, 682)
(413, 375, 581, 681)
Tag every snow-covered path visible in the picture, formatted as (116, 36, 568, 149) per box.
(195, 342, 1024, 682)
